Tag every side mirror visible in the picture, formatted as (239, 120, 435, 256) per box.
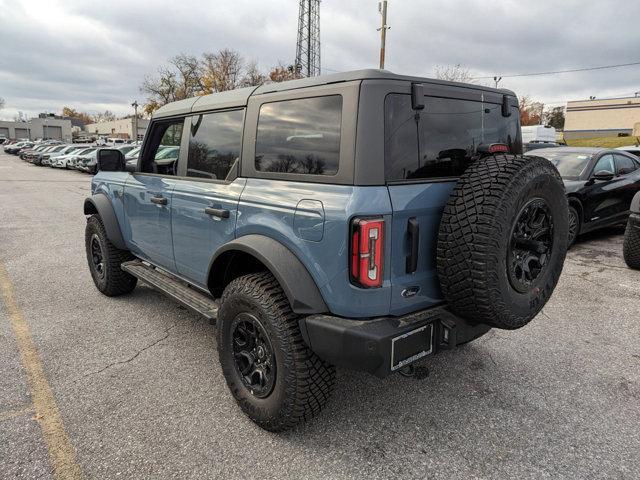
(592, 170, 615, 181)
(97, 149, 125, 172)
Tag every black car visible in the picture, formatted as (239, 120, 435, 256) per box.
(527, 147, 640, 244)
(523, 142, 563, 152)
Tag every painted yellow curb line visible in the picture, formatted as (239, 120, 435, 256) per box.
(0, 262, 83, 479)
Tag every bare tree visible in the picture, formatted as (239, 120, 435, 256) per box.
(141, 50, 272, 114)
(141, 53, 204, 114)
(242, 60, 268, 87)
(93, 110, 116, 123)
(171, 53, 204, 98)
(433, 64, 474, 83)
(0, 97, 5, 111)
(519, 96, 545, 126)
(202, 49, 244, 93)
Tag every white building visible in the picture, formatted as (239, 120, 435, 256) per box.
(84, 118, 149, 141)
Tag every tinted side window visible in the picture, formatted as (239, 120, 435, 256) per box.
(593, 154, 615, 174)
(187, 110, 244, 180)
(385, 94, 521, 181)
(614, 154, 638, 175)
(255, 95, 342, 175)
(141, 120, 184, 175)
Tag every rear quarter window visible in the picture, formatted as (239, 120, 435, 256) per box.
(255, 95, 342, 176)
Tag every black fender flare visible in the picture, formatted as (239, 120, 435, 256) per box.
(83, 194, 127, 250)
(209, 235, 328, 315)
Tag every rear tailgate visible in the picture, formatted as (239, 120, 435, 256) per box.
(387, 182, 456, 315)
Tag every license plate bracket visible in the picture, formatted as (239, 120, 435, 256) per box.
(390, 323, 433, 371)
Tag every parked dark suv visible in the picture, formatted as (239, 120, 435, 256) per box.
(84, 70, 568, 431)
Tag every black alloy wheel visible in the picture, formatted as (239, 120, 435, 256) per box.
(230, 312, 276, 399)
(567, 206, 580, 246)
(507, 198, 555, 293)
(90, 234, 105, 280)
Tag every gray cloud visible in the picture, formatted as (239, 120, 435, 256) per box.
(1, 0, 638, 119)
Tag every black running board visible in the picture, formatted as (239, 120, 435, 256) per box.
(121, 261, 219, 323)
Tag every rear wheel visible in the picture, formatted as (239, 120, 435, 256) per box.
(217, 272, 335, 431)
(437, 154, 568, 330)
(567, 205, 580, 246)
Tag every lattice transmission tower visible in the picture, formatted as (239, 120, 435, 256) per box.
(295, 0, 321, 77)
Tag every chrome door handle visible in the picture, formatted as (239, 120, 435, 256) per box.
(150, 196, 167, 205)
(204, 207, 230, 219)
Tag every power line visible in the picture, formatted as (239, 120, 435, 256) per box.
(473, 61, 640, 80)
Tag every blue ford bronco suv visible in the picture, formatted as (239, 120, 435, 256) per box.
(84, 70, 569, 431)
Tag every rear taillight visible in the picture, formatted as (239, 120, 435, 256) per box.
(350, 217, 384, 288)
(489, 143, 509, 153)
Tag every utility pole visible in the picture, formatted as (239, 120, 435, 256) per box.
(378, 1, 389, 69)
(493, 76, 502, 88)
(131, 101, 139, 142)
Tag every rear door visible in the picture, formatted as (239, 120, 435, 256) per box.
(171, 110, 246, 287)
(384, 88, 521, 315)
(124, 119, 186, 271)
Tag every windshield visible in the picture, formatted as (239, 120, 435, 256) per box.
(155, 146, 179, 160)
(77, 148, 96, 156)
(126, 146, 141, 159)
(534, 152, 593, 178)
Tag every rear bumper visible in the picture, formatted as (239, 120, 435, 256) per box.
(300, 305, 490, 378)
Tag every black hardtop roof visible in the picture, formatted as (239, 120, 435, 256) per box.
(153, 69, 517, 118)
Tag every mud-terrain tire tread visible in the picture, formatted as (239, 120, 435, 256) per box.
(437, 154, 568, 330)
(85, 215, 137, 296)
(623, 215, 640, 269)
(217, 272, 335, 431)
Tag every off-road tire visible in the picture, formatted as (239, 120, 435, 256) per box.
(85, 215, 137, 296)
(217, 272, 335, 432)
(623, 214, 640, 269)
(437, 154, 568, 330)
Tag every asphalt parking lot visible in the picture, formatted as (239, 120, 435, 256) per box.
(1, 153, 639, 480)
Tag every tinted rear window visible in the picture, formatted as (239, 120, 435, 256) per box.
(534, 151, 593, 178)
(385, 94, 521, 181)
(255, 95, 342, 176)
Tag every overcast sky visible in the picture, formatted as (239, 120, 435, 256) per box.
(1, 0, 638, 120)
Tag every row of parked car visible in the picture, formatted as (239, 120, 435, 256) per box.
(3, 139, 180, 176)
(4, 140, 141, 174)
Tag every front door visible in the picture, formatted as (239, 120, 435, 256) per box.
(582, 153, 621, 226)
(124, 118, 186, 271)
(171, 110, 246, 287)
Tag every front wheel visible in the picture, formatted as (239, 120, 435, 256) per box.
(85, 215, 137, 296)
(217, 272, 335, 431)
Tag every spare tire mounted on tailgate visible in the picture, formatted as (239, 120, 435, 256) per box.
(437, 154, 568, 330)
